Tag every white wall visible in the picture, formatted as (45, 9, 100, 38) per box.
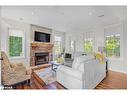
(93, 27, 105, 52)
(1, 18, 31, 67)
(65, 30, 84, 53)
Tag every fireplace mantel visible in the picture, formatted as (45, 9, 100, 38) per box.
(31, 43, 53, 52)
(30, 42, 53, 66)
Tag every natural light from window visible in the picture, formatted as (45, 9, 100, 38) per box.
(54, 36, 62, 56)
(9, 29, 25, 58)
(105, 34, 120, 58)
(84, 38, 93, 54)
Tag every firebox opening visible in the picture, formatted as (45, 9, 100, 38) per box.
(35, 52, 49, 65)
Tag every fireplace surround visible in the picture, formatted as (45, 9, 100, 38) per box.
(30, 43, 53, 66)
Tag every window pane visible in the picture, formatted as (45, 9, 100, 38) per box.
(106, 35, 120, 58)
(84, 39, 93, 53)
(54, 36, 62, 60)
(9, 36, 23, 57)
(54, 41, 61, 54)
(9, 28, 24, 58)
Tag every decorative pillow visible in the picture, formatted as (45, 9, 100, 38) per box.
(94, 52, 105, 64)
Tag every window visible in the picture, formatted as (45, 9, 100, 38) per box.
(105, 34, 120, 58)
(54, 36, 62, 56)
(9, 29, 25, 58)
(84, 38, 93, 53)
(104, 24, 123, 58)
(84, 32, 94, 53)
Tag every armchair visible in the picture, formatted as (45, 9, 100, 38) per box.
(1, 51, 31, 86)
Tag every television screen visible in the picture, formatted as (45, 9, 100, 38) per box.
(34, 31, 50, 42)
(65, 53, 72, 59)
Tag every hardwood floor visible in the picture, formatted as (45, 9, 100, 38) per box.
(96, 71, 127, 89)
(15, 69, 127, 89)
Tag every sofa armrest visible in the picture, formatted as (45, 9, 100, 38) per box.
(57, 65, 84, 80)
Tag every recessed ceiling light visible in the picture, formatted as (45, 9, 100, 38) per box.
(89, 12, 92, 16)
(32, 12, 34, 15)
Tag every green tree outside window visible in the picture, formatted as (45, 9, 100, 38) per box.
(106, 35, 120, 58)
(9, 36, 23, 57)
(84, 39, 93, 53)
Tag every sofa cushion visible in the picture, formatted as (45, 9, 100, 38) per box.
(72, 55, 94, 69)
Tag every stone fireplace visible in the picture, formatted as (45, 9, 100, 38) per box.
(30, 43, 53, 66)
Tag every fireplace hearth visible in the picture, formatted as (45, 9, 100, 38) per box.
(35, 52, 49, 65)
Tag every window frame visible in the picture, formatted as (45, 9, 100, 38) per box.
(8, 28, 25, 59)
(54, 36, 62, 57)
(104, 23, 123, 60)
(105, 34, 120, 58)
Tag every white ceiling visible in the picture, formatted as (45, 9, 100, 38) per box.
(1, 6, 127, 32)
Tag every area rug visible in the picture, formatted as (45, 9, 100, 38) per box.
(34, 67, 56, 85)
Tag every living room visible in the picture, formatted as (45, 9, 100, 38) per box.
(1, 6, 127, 89)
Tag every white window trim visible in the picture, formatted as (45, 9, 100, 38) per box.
(104, 23, 124, 60)
(8, 28, 26, 59)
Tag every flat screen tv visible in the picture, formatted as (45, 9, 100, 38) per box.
(34, 31, 50, 42)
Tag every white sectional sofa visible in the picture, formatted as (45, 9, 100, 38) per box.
(56, 55, 106, 89)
